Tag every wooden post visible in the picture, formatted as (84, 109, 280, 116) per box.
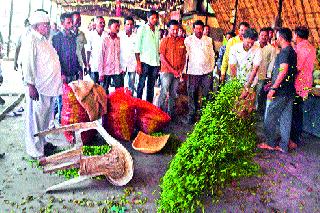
(28, 0, 32, 17)
(49, 0, 53, 19)
(205, 0, 209, 25)
(232, 0, 239, 32)
(275, 0, 283, 27)
(6, 0, 14, 58)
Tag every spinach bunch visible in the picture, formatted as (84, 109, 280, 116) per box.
(158, 80, 259, 212)
(82, 145, 111, 156)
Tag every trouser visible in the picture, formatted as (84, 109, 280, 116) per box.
(158, 72, 179, 117)
(187, 74, 212, 121)
(264, 95, 294, 152)
(57, 74, 79, 123)
(0, 58, 2, 78)
(100, 74, 124, 94)
(290, 95, 304, 144)
(126, 71, 136, 94)
(90, 71, 99, 84)
(26, 90, 56, 158)
(255, 79, 268, 115)
(225, 74, 231, 82)
(137, 62, 159, 103)
(212, 75, 219, 94)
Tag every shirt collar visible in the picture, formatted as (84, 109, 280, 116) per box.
(72, 28, 80, 36)
(94, 30, 106, 37)
(120, 30, 135, 37)
(255, 40, 270, 48)
(192, 34, 205, 41)
(62, 29, 74, 37)
(105, 32, 119, 40)
(296, 39, 309, 48)
(146, 23, 159, 31)
(31, 29, 46, 40)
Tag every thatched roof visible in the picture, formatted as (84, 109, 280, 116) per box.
(53, 0, 183, 20)
(210, 0, 320, 46)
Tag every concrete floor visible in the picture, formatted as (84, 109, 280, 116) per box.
(0, 60, 319, 212)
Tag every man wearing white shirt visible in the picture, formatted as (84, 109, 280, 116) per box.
(229, 28, 262, 89)
(119, 16, 137, 94)
(184, 20, 215, 124)
(255, 27, 276, 115)
(23, 11, 62, 159)
(14, 19, 31, 71)
(86, 16, 107, 83)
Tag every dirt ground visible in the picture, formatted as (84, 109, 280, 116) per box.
(0, 103, 319, 212)
(0, 61, 319, 212)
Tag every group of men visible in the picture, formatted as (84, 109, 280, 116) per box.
(218, 22, 316, 153)
(17, 8, 214, 159)
(15, 7, 317, 158)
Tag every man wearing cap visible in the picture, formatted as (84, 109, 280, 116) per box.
(22, 10, 62, 159)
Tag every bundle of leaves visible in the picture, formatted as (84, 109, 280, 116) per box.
(82, 145, 111, 156)
(56, 145, 111, 180)
(158, 80, 260, 212)
(151, 132, 183, 155)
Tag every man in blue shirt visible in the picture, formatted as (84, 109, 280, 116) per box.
(52, 12, 81, 83)
(52, 12, 81, 123)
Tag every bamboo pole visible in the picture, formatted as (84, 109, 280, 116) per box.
(6, 0, 14, 58)
(50, 0, 53, 19)
(28, 0, 32, 17)
(205, 0, 209, 25)
(275, 0, 283, 27)
(232, 0, 239, 32)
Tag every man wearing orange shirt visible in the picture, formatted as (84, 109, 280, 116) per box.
(158, 20, 186, 117)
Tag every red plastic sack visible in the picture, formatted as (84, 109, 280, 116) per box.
(135, 99, 171, 134)
(103, 88, 135, 141)
(61, 84, 96, 144)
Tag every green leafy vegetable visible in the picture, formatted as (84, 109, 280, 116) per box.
(158, 80, 260, 212)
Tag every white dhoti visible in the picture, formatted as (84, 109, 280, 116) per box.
(25, 89, 56, 158)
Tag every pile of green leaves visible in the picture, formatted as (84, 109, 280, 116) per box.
(82, 145, 111, 156)
(56, 144, 111, 180)
(158, 80, 260, 212)
(56, 167, 80, 180)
